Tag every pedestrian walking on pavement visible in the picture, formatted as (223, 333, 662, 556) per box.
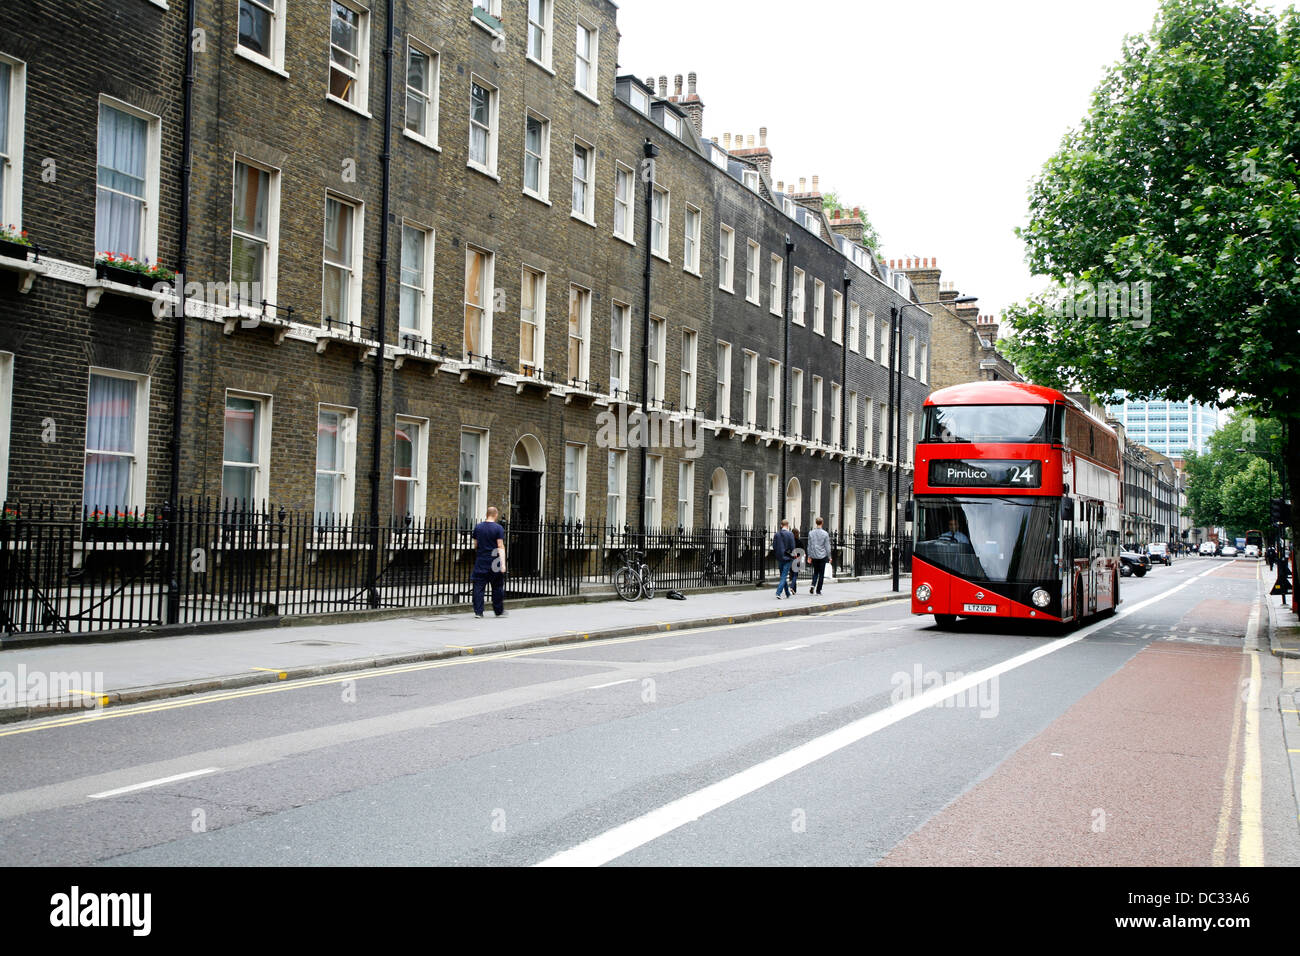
(807, 517, 831, 594)
(772, 519, 796, 599)
(471, 506, 507, 618)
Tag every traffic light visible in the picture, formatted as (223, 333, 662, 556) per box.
(1272, 498, 1282, 525)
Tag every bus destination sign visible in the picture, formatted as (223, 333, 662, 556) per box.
(928, 459, 1042, 488)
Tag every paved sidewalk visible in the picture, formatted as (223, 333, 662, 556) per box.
(0, 575, 910, 721)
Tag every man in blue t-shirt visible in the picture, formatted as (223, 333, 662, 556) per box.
(471, 506, 506, 617)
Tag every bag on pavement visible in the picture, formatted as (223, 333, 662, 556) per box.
(667, 589, 686, 600)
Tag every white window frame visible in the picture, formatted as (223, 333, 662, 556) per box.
(769, 254, 783, 316)
(878, 402, 889, 458)
(791, 368, 803, 438)
(403, 37, 439, 148)
(878, 490, 888, 534)
(718, 224, 734, 292)
(327, 0, 371, 115)
(526, 0, 554, 70)
(645, 453, 663, 527)
(0, 55, 26, 230)
(742, 350, 757, 427)
(864, 309, 875, 359)
(813, 279, 825, 335)
(648, 315, 666, 403)
(743, 169, 760, 192)
(677, 460, 694, 532)
(519, 266, 546, 371)
(830, 383, 841, 449)
(920, 342, 929, 385)
(767, 360, 781, 432)
(907, 335, 917, 379)
(651, 185, 670, 260)
(230, 155, 281, 308)
(879, 317, 890, 367)
(467, 74, 499, 177)
(610, 301, 631, 396)
(457, 427, 488, 531)
(715, 340, 731, 422)
(236, 0, 287, 75)
(848, 302, 860, 354)
(393, 414, 429, 521)
(397, 221, 434, 344)
(574, 19, 599, 102)
(680, 328, 698, 413)
(83, 369, 150, 514)
(607, 449, 627, 528)
(740, 470, 754, 528)
(864, 400, 873, 456)
(745, 240, 760, 304)
(613, 163, 634, 243)
(831, 290, 843, 344)
(811, 375, 823, 442)
(906, 412, 916, 465)
(315, 404, 358, 519)
(221, 389, 272, 507)
(523, 109, 550, 203)
(810, 480, 821, 530)
(829, 483, 840, 535)
(463, 244, 494, 360)
(322, 192, 363, 332)
(791, 267, 805, 325)
(95, 96, 161, 264)
(571, 137, 595, 224)
(564, 441, 587, 525)
(765, 473, 779, 530)
(848, 391, 859, 455)
(683, 203, 701, 275)
(567, 283, 592, 383)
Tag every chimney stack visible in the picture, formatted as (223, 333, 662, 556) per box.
(673, 74, 683, 97)
(679, 70, 704, 136)
(688, 72, 697, 96)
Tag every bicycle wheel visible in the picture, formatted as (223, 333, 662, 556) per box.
(615, 567, 640, 602)
(640, 565, 656, 600)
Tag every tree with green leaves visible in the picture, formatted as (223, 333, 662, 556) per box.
(1185, 413, 1284, 537)
(1001, 0, 1298, 582)
(821, 191, 883, 254)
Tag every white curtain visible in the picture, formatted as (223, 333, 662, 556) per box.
(83, 374, 137, 512)
(0, 62, 11, 222)
(95, 104, 147, 258)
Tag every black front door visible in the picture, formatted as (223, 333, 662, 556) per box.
(509, 469, 542, 576)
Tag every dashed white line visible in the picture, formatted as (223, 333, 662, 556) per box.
(88, 767, 221, 800)
(783, 644, 810, 651)
(587, 679, 636, 690)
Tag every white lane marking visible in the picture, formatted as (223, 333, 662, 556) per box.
(587, 679, 636, 690)
(88, 767, 220, 800)
(783, 644, 810, 651)
(536, 560, 1220, 867)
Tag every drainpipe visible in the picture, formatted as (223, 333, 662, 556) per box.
(166, 0, 196, 625)
(840, 270, 850, 542)
(366, 0, 395, 606)
(886, 304, 899, 589)
(639, 138, 658, 532)
(780, 235, 794, 524)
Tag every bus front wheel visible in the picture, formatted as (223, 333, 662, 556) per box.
(934, 614, 958, 629)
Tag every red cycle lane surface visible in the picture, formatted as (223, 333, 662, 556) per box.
(879, 638, 1249, 866)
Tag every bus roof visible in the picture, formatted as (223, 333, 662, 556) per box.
(924, 382, 1069, 406)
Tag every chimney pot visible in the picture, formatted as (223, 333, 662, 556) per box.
(747, 134, 754, 147)
(760, 127, 767, 146)
(853, 206, 860, 218)
(645, 76, 654, 90)
(674, 74, 683, 96)
(777, 180, 784, 192)
(711, 135, 718, 143)
(812, 175, 819, 192)
(723, 133, 731, 148)
(658, 75, 668, 97)
(688, 72, 697, 95)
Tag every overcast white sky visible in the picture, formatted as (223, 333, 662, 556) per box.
(614, 0, 1288, 323)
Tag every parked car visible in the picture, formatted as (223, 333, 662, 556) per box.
(1147, 542, 1172, 566)
(1119, 549, 1151, 577)
(1245, 544, 1259, 558)
(1199, 541, 1217, 556)
(1222, 545, 1239, 557)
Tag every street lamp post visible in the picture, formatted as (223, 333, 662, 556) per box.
(885, 294, 977, 592)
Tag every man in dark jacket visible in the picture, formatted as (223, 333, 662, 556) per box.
(772, 519, 796, 599)
(471, 506, 506, 618)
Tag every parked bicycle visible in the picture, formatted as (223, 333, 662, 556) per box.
(615, 549, 655, 601)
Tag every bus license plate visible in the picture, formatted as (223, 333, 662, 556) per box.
(962, 603, 996, 613)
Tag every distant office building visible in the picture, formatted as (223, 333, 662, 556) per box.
(1104, 396, 1220, 460)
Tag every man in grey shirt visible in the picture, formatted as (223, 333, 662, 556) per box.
(807, 516, 831, 594)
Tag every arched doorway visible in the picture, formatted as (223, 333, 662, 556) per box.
(509, 435, 546, 576)
(708, 468, 729, 528)
(785, 477, 802, 534)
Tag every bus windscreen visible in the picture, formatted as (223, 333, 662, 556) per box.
(914, 496, 1058, 584)
(924, 405, 1051, 444)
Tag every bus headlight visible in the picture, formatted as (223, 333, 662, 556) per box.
(915, 584, 932, 602)
(1031, 588, 1050, 608)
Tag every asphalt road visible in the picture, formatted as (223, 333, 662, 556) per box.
(1, 555, 1295, 867)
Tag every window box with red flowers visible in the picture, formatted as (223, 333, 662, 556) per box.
(0, 225, 33, 262)
(94, 253, 175, 291)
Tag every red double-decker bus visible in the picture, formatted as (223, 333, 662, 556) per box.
(909, 382, 1122, 627)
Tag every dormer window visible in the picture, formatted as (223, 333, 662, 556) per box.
(664, 112, 682, 137)
(630, 86, 649, 114)
(742, 170, 759, 192)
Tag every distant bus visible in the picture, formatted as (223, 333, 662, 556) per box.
(911, 382, 1122, 628)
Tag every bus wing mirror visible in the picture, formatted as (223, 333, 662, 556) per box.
(904, 500, 914, 523)
(1061, 498, 1074, 521)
